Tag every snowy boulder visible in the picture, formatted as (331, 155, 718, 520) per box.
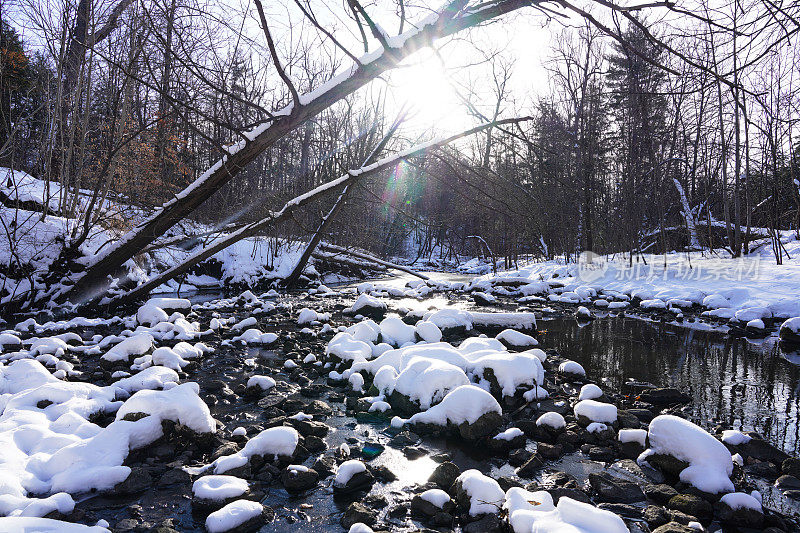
(472, 291, 497, 306)
(495, 328, 538, 348)
(452, 469, 505, 516)
(578, 383, 603, 401)
(230, 328, 277, 345)
(488, 427, 526, 453)
(714, 492, 763, 528)
(504, 487, 555, 533)
(469, 351, 545, 399)
(325, 332, 373, 367)
(401, 385, 503, 440)
(558, 360, 586, 380)
(101, 333, 154, 366)
(410, 488, 454, 518)
(136, 304, 169, 327)
(151, 346, 191, 371)
(618, 428, 648, 458)
(205, 499, 266, 533)
(414, 320, 442, 343)
(379, 317, 416, 346)
(146, 297, 191, 314)
(426, 309, 473, 333)
(333, 460, 374, 494)
(639, 414, 734, 495)
(192, 475, 250, 510)
(297, 308, 328, 325)
(535, 411, 566, 442)
(576, 306, 594, 319)
(212, 426, 300, 474)
(574, 399, 617, 427)
(509, 496, 628, 533)
(0, 332, 23, 351)
(779, 317, 800, 344)
(245, 375, 276, 395)
(115, 382, 216, 434)
(344, 294, 387, 319)
(388, 358, 470, 413)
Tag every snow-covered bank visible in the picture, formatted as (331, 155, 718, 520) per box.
(477, 239, 800, 324)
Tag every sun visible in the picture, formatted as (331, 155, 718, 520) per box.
(387, 50, 469, 133)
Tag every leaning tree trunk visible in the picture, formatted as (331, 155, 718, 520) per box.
(108, 119, 522, 307)
(48, 0, 533, 308)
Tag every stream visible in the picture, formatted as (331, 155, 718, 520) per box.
(71, 271, 800, 531)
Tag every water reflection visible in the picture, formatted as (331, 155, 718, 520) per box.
(540, 316, 800, 454)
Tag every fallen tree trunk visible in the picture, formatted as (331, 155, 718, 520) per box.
(317, 243, 429, 281)
(49, 0, 534, 307)
(284, 113, 407, 288)
(108, 118, 526, 307)
(310, 250, 388, 272)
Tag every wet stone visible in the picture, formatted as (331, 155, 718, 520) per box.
(340, 502, 377, 530)
(667, 494, 713, 522)
(588, 471, 646, 503)
(429, 461, 460, 489)
(644, 484, 679, 505)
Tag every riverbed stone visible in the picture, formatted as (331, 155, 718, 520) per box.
(637, 388, 691, 405)
(281, 466, 319, 492)
(340, 502, 377, 529)
(588, 472, 646, 503)
(652, 523, 700, 533)
(667, 494, 712, 521)
(644, 483, 679, 504)
(429, 461, 460, 489)
(714, 497, 763, 528)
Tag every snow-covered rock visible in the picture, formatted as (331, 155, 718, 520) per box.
(496, 328, 538, 347)
(205, 499, 264, 533)
(640, 414, 734, 494)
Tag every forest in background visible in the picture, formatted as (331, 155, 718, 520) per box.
(1, 0, 799, 310)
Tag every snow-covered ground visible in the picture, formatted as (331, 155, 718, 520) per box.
(478, 236, 800, 323)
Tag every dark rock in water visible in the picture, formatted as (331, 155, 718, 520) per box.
(739, 436, 790, 464)
(643, 505, 671, 528)
(113, 467, 152, 495)
(548, 487, 591, 504)
(340, 502, 377, 529)
(368, 464, 397, 483)
(403, 446, 427, 459)
(312, 455, 336, 477)
(587, 446, 615, 462)
(472, 292, 497, 306)
(286, 418, 329, 437)
(616, 410, 642, 429)
(637, 388, 691, 406)
(667, 494, 713, 521)
(538, 442, 563, 459)
(429, 461, 460, 489)
(775, 474, 800, 489)
(642, 453, 690, 478)
(458, 411, 503, 440)
(714, 496, 763, 528)
(304, 435, 326, 453)
(516, 453, 545, 477)
(281, 466, 319, 492)
(626, 408, 655, 424)
(508, 448, 532, 466)
(644, 484, 679, 505)
(588, 472, 646, 503)
(463, 513, 502, 533)
(652, 522, 700, 533)
(782, 457, 800, 477)
(744, 460, 779, 479)
(390, 430, 420, 447)
(157, 468, 190, 487)
(597, 502, 644, 519)
(619, 440, 646, 459)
